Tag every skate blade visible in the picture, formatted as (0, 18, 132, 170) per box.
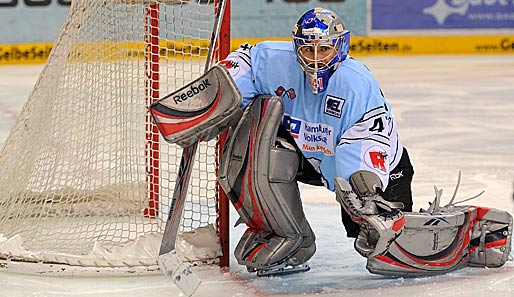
(256, 262, 310, 277)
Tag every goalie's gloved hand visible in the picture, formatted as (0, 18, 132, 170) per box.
(354, 208, 404, 258)
(334, 176, 405, 258)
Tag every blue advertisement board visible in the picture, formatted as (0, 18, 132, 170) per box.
(372, 0, 514, 30)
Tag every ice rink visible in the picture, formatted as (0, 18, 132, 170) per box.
(1, 54, 514, 296)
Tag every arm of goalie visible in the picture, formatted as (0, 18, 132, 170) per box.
(149, 64, 243, 148)
(334, 172, 405, 258)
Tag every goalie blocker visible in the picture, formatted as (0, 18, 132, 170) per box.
(149, 64, 243, 148)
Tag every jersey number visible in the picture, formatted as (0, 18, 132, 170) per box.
(312, 77, 322, 89)
(369, 118, 384, 133)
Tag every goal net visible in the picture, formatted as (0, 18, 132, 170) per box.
(0, 0, 229, 273)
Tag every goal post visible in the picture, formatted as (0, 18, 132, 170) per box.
(0, 0, 230, 273)
(144, 2, 161, 219)
(215, 0, 231, 269)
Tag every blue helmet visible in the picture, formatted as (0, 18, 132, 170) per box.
(292, 7, 350, 94)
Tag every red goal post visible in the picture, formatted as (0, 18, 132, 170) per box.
(215, 0, 231, 268)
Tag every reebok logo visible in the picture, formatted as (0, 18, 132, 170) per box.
(424, 217, 450, 226)
(390, 171, 404, 181)
(173, 79, 211, 104)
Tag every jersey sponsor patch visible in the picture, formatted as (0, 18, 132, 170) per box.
(364, 146, 388, 174)
(282, 114, 335, 156)
(324, 95, 345, 118)
(284, 115, 301, 139)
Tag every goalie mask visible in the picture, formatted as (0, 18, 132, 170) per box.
(292, 7, 350, 94)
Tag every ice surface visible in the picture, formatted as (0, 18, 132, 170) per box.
(0, 55, 513, 296)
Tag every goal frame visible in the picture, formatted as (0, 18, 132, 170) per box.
(0, 0, 232, 273)
(215, 0, 231, 268)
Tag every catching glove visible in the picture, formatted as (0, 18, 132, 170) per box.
(334, 175, 405, 258)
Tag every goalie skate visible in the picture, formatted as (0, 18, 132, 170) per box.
(253, 262, 311, 277)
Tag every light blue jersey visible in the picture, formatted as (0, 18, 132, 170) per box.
(221, 41, 403, 191)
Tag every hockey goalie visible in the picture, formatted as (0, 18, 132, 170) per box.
(150, 7, 512, 278)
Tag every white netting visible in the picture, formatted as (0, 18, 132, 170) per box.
(0, 0, 221, 270)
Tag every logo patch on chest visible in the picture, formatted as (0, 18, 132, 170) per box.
(324, 95, 345, 118)
(282, 114, 335, 156)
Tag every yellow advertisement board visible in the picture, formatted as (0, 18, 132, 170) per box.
(1, 36, 513, 65)
(231, 36, 514, 56)
(0, 43, 53, 65)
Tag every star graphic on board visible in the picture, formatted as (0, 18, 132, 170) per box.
(422, 0, 469, 25)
